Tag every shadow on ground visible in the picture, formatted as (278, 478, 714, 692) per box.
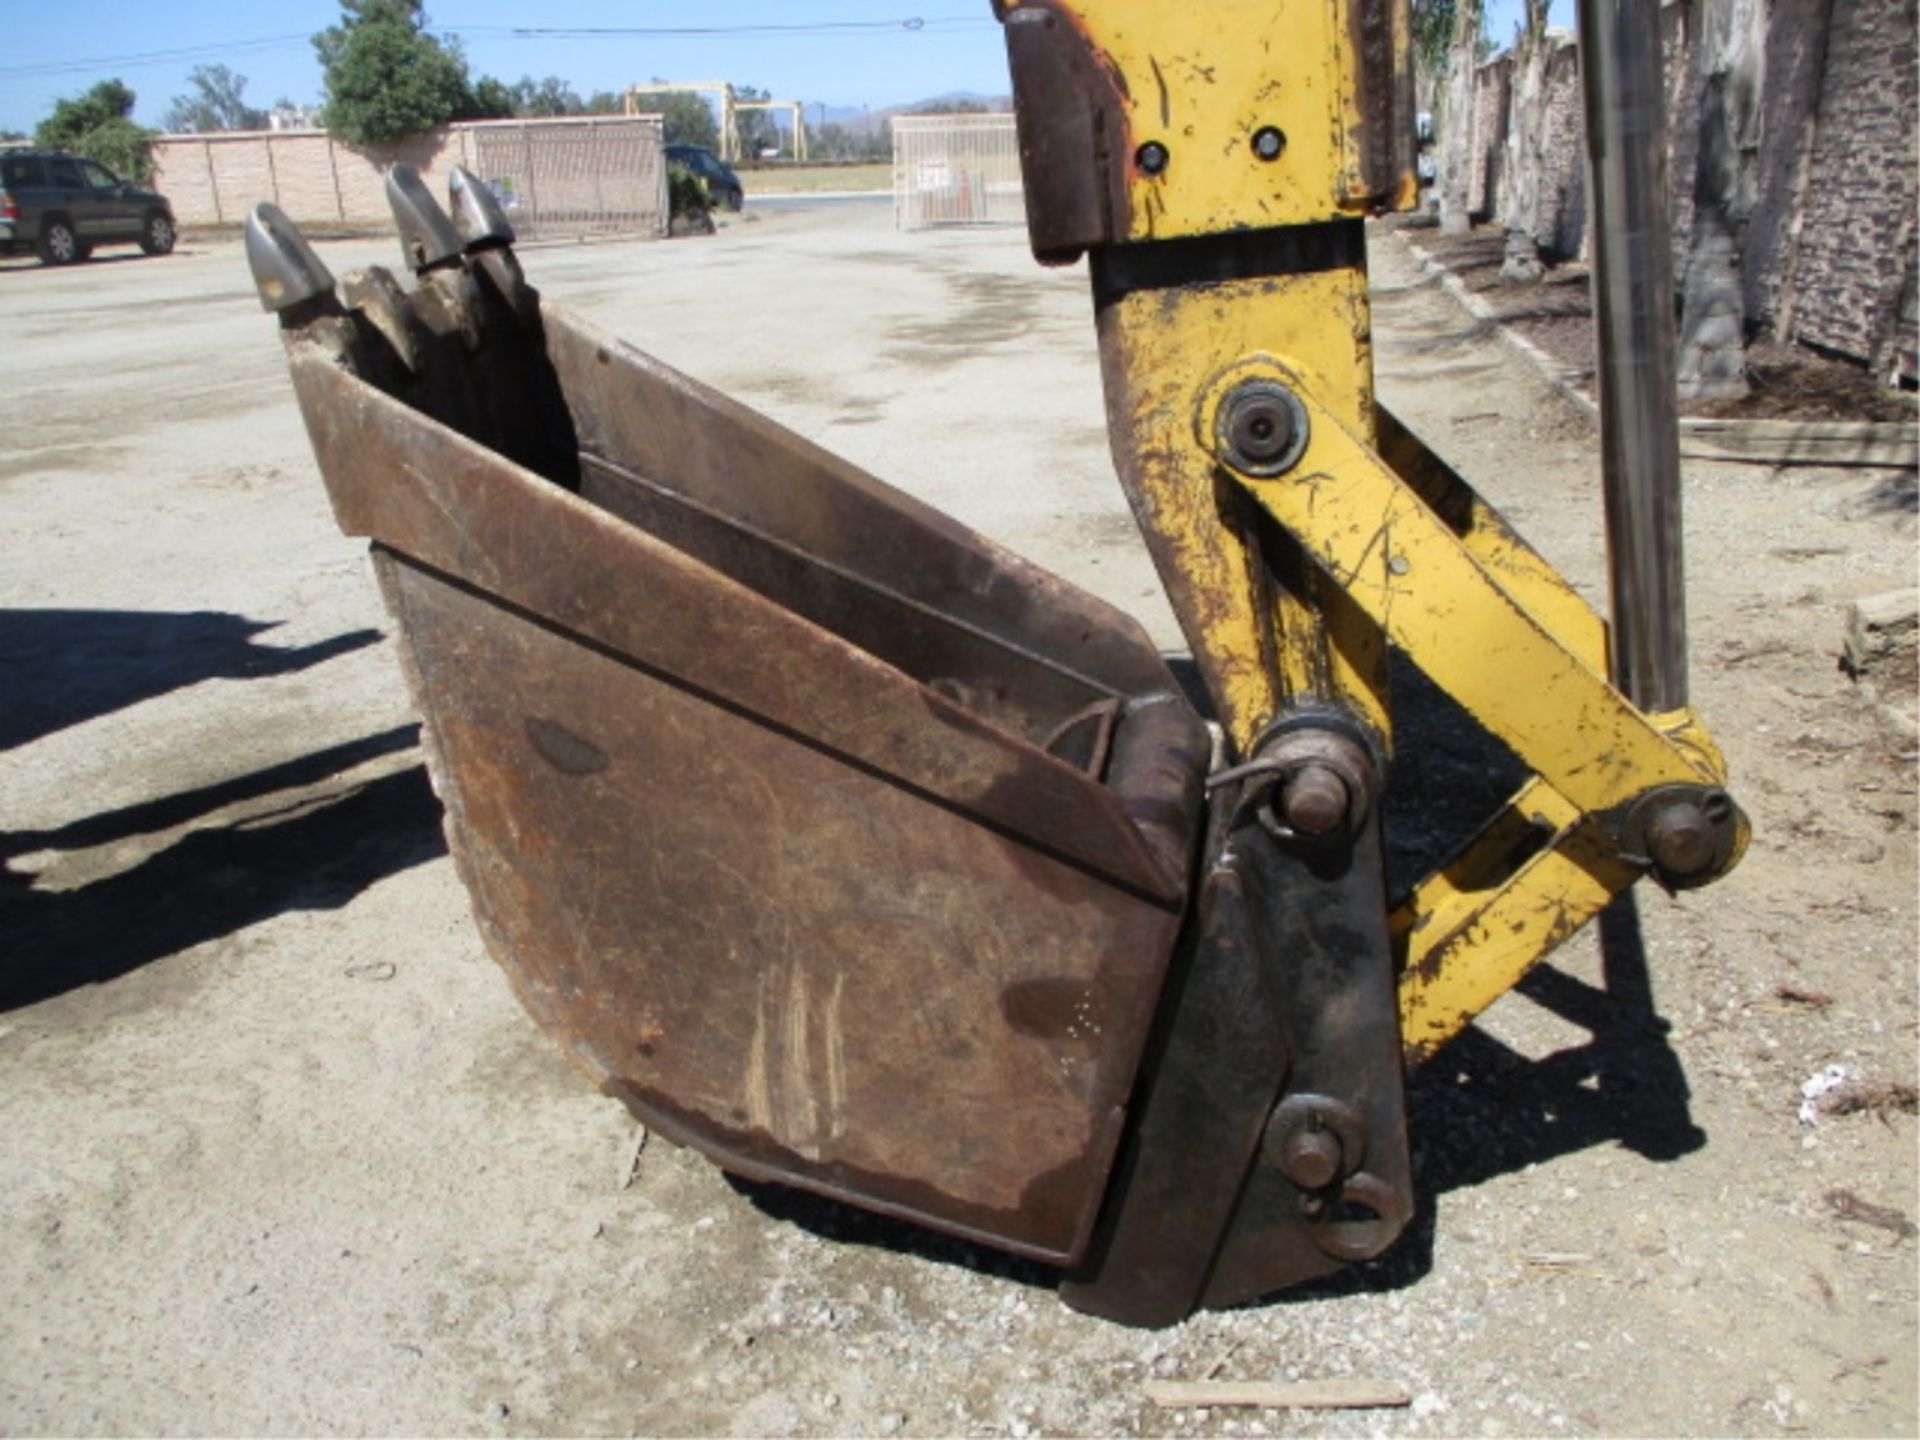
(0, 608, 382, 751)
(1, 726, 444, 1013)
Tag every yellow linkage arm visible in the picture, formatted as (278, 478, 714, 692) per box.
(1002, 0, 1747, 1064)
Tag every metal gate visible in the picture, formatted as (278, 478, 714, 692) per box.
(467, 116, 668, 239)
(891, 114, 1024, 229)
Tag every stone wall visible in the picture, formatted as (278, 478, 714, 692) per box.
(1453, 0, 1918, 372)
(1538, 38, 1587, 258)
(1467, 55, 1511, 218)
(1780, 0, 1920, 371)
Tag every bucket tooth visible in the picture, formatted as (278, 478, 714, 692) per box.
(449, 166, 517, 250)
(385, 163, 464, 276)
(245, 203, 335, 319)
(448, 166, 536, 324)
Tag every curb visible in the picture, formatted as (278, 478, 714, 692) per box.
(1392, 230, 1919, 470)
(1390, 230, 1597, 417)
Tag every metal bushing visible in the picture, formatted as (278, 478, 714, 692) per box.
(1310, 1170, 1414, 1262)
(1214, 379, 1310, 477)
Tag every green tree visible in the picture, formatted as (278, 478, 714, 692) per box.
(583, 90, 626, 116)
(314, 0, 472, 145)
(164, 64, 267, 133)
(1411, 0, 1456, 83)
(467, 76, 516, 120)
(34, 79, 156, 180)
(626, 90, 718, 150)
(510, 76, 583, 118)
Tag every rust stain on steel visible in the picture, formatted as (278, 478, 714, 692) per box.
(279, 256, 1209, 1267)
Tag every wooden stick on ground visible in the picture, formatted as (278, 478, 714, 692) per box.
(1144, 1380, 1412, 1411)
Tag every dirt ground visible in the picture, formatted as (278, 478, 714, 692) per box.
(1400, 223, 1920, 424)
(2, 200, 1915, 1437)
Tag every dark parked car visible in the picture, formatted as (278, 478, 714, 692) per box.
(665, 143, 744, 212)
(0, 150, 177, 265)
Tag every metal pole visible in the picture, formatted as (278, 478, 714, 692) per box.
(1578, 0, 1690, 711)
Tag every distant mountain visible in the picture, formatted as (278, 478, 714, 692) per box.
(812, 93, 1014, 133)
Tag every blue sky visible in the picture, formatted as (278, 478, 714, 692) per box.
(3, 0, 1575, 137)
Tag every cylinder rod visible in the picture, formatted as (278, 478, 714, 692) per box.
(1578, 0, 1690, 711)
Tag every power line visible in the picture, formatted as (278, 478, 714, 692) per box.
(0, 34, 314, 81)
(461, 18, 996, 39)
(0, 15, 996, 83)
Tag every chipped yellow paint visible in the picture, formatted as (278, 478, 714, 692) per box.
(1394, 783, 1640, 1063)
(1098, 266, 1389, 754)
(1226, 381, 1729, 813)
(1376, 407, 1610, 673)
(1002, 0, 1413, 239)
(1044, 0, 1742, 1068)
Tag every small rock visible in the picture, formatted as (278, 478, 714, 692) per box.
(878, 1414, 906, 1436)
(485, 1401, 510, 1424)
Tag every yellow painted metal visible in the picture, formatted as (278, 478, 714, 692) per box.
(1223, 377, 1724, 812)
(1375, 407, 1609, 673)
(1387, 700, 1743, 1057)
(1000, 0, 1414, 240)
(1096, 265, 1389, 754)
(1393, 780, 1640, 1062)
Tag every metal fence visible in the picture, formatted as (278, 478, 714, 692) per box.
(891, 114, 1024, 229)
(467, 116, 667, 239)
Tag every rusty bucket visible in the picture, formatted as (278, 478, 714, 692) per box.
(250, 171, 1208, 1268)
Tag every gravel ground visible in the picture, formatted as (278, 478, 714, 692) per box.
(1, 198, 1914, 1436)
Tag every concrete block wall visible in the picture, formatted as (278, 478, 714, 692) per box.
(1539, 39, 1587, 258)
(152, 128, 476, 226)
(150, 119, 666, 240)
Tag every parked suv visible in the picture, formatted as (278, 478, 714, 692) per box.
(0, 151, 176, 265)
(665, 144, 745, 212)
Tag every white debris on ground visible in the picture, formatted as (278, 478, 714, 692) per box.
(1799, 1064, 1858, 1125)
